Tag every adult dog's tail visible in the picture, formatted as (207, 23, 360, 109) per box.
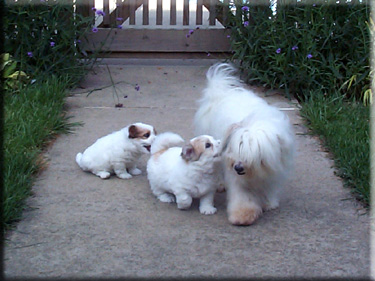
(150, 132, 185, 155)
(204, 63, 243, 99)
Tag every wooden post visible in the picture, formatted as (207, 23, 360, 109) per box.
(183, 0, 189, 25)
(75, 0, 95, 26)
(143, 0, 149, 25)
(222, 0, 229, 26)
(103, 0, 111, 27)
(196, 0, 203, 25)
(129, 0, 136, 25)
(209, 0, 216, 25)
(170, 0, 176, 25)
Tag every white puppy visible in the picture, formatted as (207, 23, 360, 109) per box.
(194, 63, 295, 225)
(76, 122, 156, 179)
(147, 132, 221, 215)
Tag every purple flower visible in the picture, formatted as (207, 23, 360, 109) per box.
(96, 10, 105, 16)
(50, 41, 55, 47)
(117, 25, 123, 29)
(91, 7, 97, 12)
(189, 29, 194, 35)
(135, 84, 140, 91)
(116, 17, 123, 21)
(92, 27, 98, 33)
(292, 45, 298, 51)
(207, 52, 211, 57)
(227, 35, 231, 38)
(307, 53, 313, 59)
(241, 6, 249, 11)
(196, 26, 200, 30)
(244, 21, 249, 27)
(27, 51, 33, 57)
(276, 48, 281, 54)
(186, 34, 190, 38)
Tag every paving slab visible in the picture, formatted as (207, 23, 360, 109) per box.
(4, 59, 370, 278)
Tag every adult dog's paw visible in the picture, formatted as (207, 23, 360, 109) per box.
(228, 207, 262, 226)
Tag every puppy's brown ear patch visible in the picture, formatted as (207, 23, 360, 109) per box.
(128, 125, 138, 139)
(181, 144, 199, 162)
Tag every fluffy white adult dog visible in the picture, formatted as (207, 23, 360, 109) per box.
(147, 132, 221, 215)
(76, 122, 156, 179)
(194, 63, 295, 225)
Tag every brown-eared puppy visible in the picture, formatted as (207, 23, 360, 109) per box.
(147, 132, 221, 215)
(76, 123, 156, 179)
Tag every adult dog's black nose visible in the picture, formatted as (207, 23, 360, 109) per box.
(234, 163, 245, 175)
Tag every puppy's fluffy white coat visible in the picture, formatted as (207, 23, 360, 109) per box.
(147, 132, 221, 215)
(76, 122, 156, 179)
(194, 63, 295, 225)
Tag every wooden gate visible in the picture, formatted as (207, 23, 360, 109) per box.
(77, 0, 232, 57)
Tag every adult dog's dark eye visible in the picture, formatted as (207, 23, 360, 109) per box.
(205, 142, 211, 149)
(143, 133, 150, 138)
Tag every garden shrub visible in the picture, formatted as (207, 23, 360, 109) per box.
(228, 0, 371, 101)
(4, 0, 95, 86)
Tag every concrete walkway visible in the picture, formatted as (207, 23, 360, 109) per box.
(4, 59, 370, 278)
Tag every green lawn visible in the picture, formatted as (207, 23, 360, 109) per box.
(300, 93, 370, 206)
(4, 75, 78, 227)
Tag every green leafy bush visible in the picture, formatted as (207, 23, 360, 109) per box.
(1, 53, 29, 91)
(229, 0, 371, 101)
(4, 0, 95, 86)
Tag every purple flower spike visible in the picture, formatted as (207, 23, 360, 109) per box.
(92, 27, 98, 33)
(292, 45, 298, 51)
(241, 6, 249, 11)
(276, 48, 281, 54)
(135, 84, 140, 91)
(96, 10, 106, 16)
(307, 53, 313, 59)
(244, 21, 249, 27)
(50, 41, 55, 47)
(91, 7, 97, 12)
(27, 51, 33, 57)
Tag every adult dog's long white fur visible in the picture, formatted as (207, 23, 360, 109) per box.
(194, 63, 295, 225)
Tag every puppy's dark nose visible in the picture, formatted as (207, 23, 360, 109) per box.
(234, 163, 245, 175)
